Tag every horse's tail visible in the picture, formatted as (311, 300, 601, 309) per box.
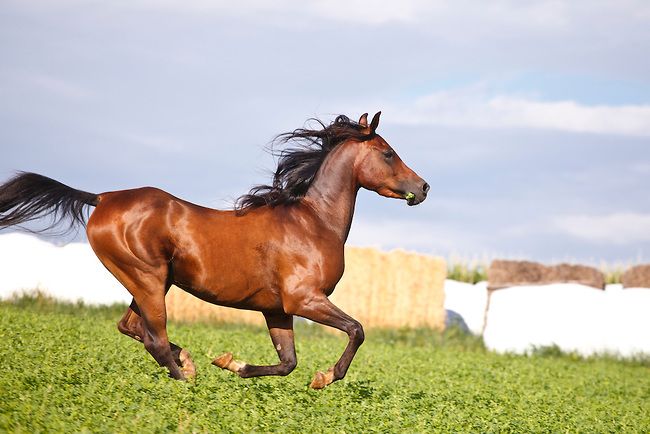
(0, 172, 99, 233)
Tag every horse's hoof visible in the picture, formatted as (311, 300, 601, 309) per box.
(179, 348, 196, 379)
(309, 368, 335, 389)
(212, 352, 245, 373)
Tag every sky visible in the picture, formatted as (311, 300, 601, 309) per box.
(1, 0, 649, 264)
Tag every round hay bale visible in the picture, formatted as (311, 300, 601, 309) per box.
(546, 263, 605, 290)
(488, 260, 605, 290)
(487, 260, 546, 290)
(621, 264, 650, 288)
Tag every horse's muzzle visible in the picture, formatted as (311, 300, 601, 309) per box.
(405, 181, 429, 206)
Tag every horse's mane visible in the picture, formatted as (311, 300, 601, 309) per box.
(235, 115, 372, 213)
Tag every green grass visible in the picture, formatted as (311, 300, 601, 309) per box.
(1, 296, 649, 432)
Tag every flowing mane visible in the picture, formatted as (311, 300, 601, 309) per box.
(235, 115, 373, 213)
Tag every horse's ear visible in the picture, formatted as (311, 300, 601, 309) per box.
(358, 113, 369, 127)
(370, 111, 381, 132)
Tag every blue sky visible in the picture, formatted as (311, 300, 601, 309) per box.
(1, 1, 649, 264)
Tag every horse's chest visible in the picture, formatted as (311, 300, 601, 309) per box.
(321, 258, 345, 294)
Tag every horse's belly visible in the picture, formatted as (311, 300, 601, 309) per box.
(177, 283, 284, 313)
(171, 236, 284, 312)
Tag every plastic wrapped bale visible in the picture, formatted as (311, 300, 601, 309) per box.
(50, 242, 132, 304)
(443, 279, 488, 335)
(602, 286, 650, 356)
(0, 233, 54, 298)
(0, 233, 129, 305)
(483, 283, 610, 356)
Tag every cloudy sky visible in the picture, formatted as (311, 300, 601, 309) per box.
(1, 0, 649, 264)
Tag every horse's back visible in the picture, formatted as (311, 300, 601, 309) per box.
(86, 187, 215, 265)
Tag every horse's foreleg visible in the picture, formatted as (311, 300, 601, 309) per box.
(117, 300, 196, 378)
(286, 294, 364, 389)
(212, 312, 297, 378)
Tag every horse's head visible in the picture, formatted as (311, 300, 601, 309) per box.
(355, 112, 429, 206)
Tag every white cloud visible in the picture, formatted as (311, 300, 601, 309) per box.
(553, 213, 650, 244)
(383, 87, 650, 137)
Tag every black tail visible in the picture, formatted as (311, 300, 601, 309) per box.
(0, 172, 99, 234)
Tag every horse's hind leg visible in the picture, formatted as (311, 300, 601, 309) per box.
(213, 312, 297, 378)
(100, 258, 185, 380)
(117, 299, 196, 378)
(117, 301, 145, 342)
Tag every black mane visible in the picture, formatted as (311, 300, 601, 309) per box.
(235, 115, 372, 213)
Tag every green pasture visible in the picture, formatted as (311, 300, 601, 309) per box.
(1, 296, 648, 432)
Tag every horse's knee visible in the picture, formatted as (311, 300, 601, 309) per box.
(349, 321, 365, 346)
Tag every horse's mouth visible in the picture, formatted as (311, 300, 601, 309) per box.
(405, 192, 424, 206)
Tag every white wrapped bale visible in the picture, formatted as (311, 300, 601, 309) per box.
(0, 232, 54, 296)
(443, 279, 488, 335)
(483, 283, 650, 357)
(601, 287, 650, 357)
(0, 233, 129, 305)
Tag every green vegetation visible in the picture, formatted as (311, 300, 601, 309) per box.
(603, 266, 625, 285)
(1, 295, 649, 432)
(447, 261, 488, 283)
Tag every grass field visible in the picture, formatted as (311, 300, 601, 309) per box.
(1, 296, 649, 432)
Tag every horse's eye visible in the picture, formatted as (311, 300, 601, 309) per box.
(383, 150, 394, 159)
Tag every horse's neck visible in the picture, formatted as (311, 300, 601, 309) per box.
(303, 145, 359, 243)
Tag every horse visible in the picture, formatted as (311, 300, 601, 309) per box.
(0, 112, 429, 389)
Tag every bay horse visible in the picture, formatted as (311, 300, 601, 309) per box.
(0, 112, 428, 389)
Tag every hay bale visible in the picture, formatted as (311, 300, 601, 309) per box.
(621, 264, 650, 288)
(330, 248, 447, 330)
(167, 247, 447, 330)
(546, 263, 605, 289)
(488, 260, 604, 290)
(487, 260, 546, 290)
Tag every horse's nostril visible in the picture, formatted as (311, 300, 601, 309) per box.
(422, 182, 430, 193)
